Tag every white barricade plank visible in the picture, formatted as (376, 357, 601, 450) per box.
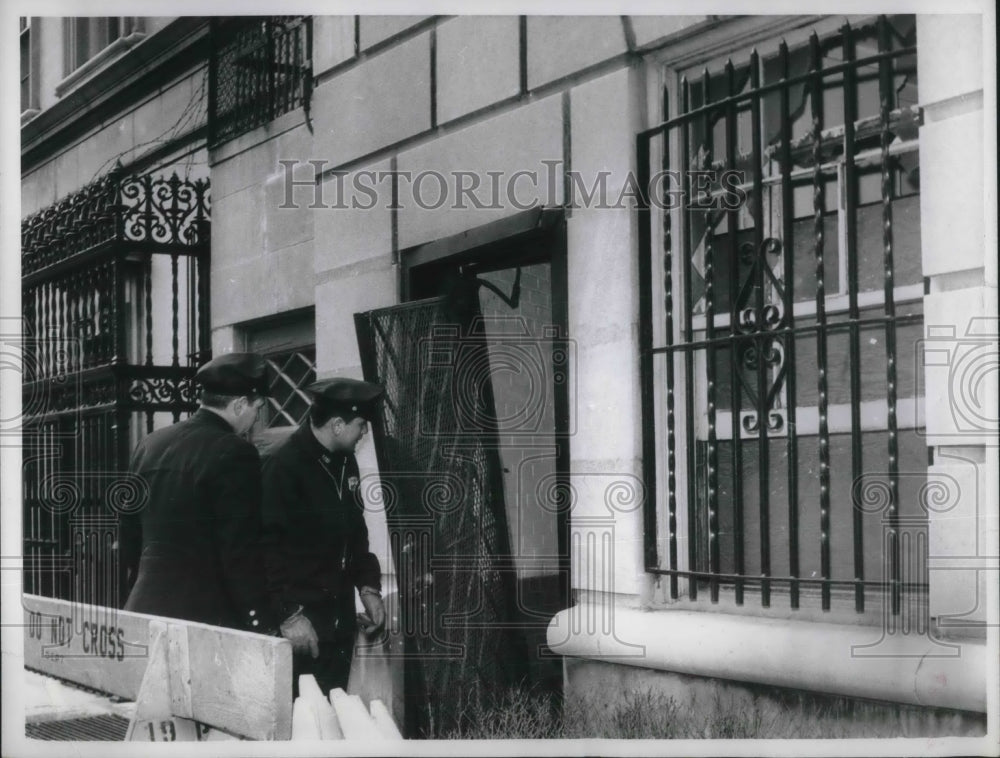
(296, 674, 344, 740)
(316, 701, 344, 740)
(329, 688, 383, 740)
(184, 620, 290, 739)
(298, 674, 325, 703)
(369, 699, 404, 740)
(23, 594, 149, 699)
(167, 624, 193, 719)
(291, 696, 321, 740)
(23, 594, 293, 741)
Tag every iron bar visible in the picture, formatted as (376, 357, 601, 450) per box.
(112, 259, 123, 370)
(662, 88, 679, 600)
(725, 60, 745, 605)
(45, 282, 52, 378)
(637, 116, 659, 573)
(810, 32, 833, 612)
(750, 50, 771, 608)
(208, 19, 218, 145)
(779, 40, 801, 609)
(144, 255, 153, 366)
(702, 67, 721, 603)
(170, 253, 180, 370)
(645, 566, 928, 590)
(79, 271, 87, 371)
(649, 311, 922, 353)
(842, 24, 867, 614)
(267, 20, 276, 122)
(681, 77, 698, 600)
(878, 15, 902, 616)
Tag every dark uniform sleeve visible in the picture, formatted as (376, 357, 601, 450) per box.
(346, 456, 382, 592)
(260, 452, 298, 620)
(207, 440, 277, 633)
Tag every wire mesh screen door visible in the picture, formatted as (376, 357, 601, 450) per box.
(355, 287, 529, 737)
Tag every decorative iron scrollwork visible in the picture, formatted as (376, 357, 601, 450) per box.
(737, 303, 784, 334)
(741, 409, 786, 435)
(120, 173, 210, 247)
(127, 374, 198, 407)
(21, 166, 210, 279)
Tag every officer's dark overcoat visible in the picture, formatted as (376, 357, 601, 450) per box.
(123, 409, 272, 631)
(260, 424, 381, 643)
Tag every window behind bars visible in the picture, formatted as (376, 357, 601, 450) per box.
(637, 16, 924, 615)
(208, 16, 312, 147)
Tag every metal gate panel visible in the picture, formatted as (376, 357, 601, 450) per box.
(355, 294, 528, 737)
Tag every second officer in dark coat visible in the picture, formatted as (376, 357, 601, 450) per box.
(261, 378, 386, 695)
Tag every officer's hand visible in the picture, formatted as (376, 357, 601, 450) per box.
(358, 588, 386, 636)
(279, 610, 319, 658)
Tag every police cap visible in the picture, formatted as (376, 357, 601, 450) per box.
(304, 377, 383, 419)
(195, 353, 270, 397)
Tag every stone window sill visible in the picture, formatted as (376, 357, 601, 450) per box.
(546, 604, 986, 713)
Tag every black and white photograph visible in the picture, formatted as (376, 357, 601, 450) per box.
(1, 2, 997, 755)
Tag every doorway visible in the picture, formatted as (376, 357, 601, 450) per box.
(355, 208, 570, 735)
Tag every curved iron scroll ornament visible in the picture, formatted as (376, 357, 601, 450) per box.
(730, 237, 788, 436)
(735, 237, 786, 333)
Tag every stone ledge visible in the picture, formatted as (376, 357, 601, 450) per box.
(546, 605, 986, 713)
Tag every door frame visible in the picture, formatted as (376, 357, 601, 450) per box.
(400, 206, 572, 593)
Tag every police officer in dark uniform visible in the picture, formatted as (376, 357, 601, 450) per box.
(261, 378, 386, 695)
(123, 353, 278, 633)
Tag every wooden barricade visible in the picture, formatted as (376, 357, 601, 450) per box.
(22, 594, 293, 741)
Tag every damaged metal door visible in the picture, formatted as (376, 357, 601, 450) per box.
(354, 284, 530, 737)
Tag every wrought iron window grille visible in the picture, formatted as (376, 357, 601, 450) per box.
(208, 16, 313, 147)
(637, 16, 924, 617)
(262, 348, 317, 428)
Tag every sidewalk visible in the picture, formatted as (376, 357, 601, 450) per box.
(23, 668, 135, 740)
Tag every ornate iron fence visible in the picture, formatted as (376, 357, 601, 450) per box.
(208, 16, 312, 146)
(20, 165, 211, 608)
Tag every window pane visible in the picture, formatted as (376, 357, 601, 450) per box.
(75, 19, 90, 69)
(856, 193, 922, 292)
(701, 427, 927, 582)
(20, 30, 30, 112)
(794, 304, 923, 407)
